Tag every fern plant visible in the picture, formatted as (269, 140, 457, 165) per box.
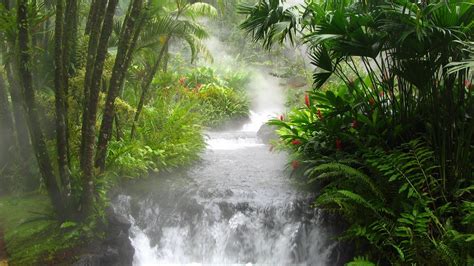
(307, 139, 473, 265)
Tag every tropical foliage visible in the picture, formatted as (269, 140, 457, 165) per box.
(242, 0, 474, 264)
(0, 0, 249, 263)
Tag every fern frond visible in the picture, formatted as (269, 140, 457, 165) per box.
(308, 163, 384, 200)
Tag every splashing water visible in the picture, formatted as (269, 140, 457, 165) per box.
(112, 25, 339, 265)
(112, 109, 338, 265)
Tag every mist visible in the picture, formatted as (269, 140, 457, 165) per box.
(200, 20, 287, 122)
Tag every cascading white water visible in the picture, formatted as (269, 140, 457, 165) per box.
(112, 107, 338, 265)
(112, 25, 339, 264)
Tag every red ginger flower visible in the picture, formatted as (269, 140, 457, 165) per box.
(369, 98, 376, 106)
(317, 109, 323, 120)
(336, 139, 342, 151)
(351, 119, 358, 129)
(348, 79, 355, 88)
(279, 115, 284, 121)
(465, 79, 473, 90)
(291, 139, 302, 146)
(304, 94, 310, 108)
(291, 160, 300, 169)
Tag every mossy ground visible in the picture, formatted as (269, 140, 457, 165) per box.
(0, 193, 81, 265)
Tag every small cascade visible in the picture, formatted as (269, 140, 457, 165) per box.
(112, 109, 337, 265)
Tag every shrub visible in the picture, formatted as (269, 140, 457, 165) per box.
(197, 83, 250, 127)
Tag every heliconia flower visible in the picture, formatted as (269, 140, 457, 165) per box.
(336, 139, 342, 150)
(179, 77, 186, 85)
(317, 109, 323, 120)
(291, 160, 300, 169)
(279, 115, 284, 121)
(369, 98, 376, 106)
(304, 94, 310, 108)
(291, 139, 302, 146)
(465, 79, 473, 90)
(351, 119, 358, 129)
(347, 79, 355, 88)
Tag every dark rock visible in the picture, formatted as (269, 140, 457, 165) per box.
(257, 124, 279, 144)
(106, 207, 132, 231)
(73, 254, 102, 266)
(74, 208, 135, 266)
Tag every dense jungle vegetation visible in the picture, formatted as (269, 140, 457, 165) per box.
(241, 0, 474, 265)
(0, 0, 472, 265)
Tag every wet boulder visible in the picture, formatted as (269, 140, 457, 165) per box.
(257, 124, 279, 144)
(73, 208, 134, 266)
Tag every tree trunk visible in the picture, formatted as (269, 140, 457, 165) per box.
(64, 0, 79, 75)
(62, 0, 79, 166)
(85, 0, 97, 35)
(0, 75, 15, 172)
(130, 36, 170, 139)
(80, 0, 109, 169)
(95, 0, 144, 170)
(17, 0, 66, 217)
(5, 64, 33, 163)
(3, 1, 34, 180)
(80, 0, 119, 218)
(54, 0, 71, 197)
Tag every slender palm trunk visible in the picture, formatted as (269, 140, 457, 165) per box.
(64, 0, 79, 75)
(5, 64, 33, 164)
(17, 0, 65, 217)
(80, 0, 119, 218)
(130, 36, 170, 139)
(85, 0, 98, 35)
(3, 1, 34, 178)
(62, 0, 79, 166)
(54, 0, 71, 198)
(95, 0, 144, 170)
(80, 0, 109, 169)
(0, 75, 15, 171)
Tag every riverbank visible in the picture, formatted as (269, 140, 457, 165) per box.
(0, 226, 7, 266)
(0, 194, 135, 265)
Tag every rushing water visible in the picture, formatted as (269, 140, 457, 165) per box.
(112, 110, 339, 265)
(112, 58, 339, 264)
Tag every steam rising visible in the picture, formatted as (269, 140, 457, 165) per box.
(201, 21, 287, 132)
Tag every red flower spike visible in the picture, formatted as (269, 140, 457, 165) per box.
(291, 160, 300, 169)
(304, 94, 310, 108)
(348, 79, 355, 88)
(317, 109, 323, 120)
(351, 120, 358, 129)
(465, 79, 473, 90)
(369, 98, 376, 106)
(291, 139, 302, 146)
(279, 115, 284, 121)
(336, 139, 342, 151)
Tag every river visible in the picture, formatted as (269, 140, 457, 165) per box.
(112, 104, 339, 265)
